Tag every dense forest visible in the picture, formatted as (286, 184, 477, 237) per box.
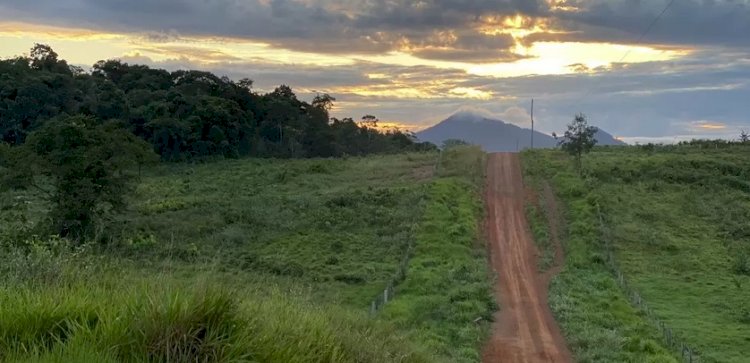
(0, 44, 435, 160)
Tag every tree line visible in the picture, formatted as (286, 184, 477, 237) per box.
(1, 44, 436, 160)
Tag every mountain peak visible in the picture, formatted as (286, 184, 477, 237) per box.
(445, 109, 502, 124)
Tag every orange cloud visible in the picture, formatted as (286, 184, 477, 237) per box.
(692, 121, 727, 130)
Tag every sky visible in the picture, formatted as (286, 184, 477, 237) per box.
(1, 0, 749, 143)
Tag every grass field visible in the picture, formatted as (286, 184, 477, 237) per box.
(523, 144, 750, 363)
(125, 153, 439, 307)
(0, 147, 494, 362)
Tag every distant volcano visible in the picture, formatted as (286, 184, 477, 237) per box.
(416, 111, 624, 152)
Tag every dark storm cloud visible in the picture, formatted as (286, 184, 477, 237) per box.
(548, 0, 750, 47)
(2, 0, 749, 61)
(351, 0, 549, 30)
(0, 0, 348, 45)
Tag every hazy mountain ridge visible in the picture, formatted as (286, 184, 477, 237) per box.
(416, 111, 624, 152)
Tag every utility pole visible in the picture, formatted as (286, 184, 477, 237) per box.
(530, 98, 535, 149)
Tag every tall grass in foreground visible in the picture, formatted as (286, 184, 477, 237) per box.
(0, 276, 437, 363)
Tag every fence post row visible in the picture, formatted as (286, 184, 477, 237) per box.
(594, 203, 699, 362)
(368, 150, 444, 315)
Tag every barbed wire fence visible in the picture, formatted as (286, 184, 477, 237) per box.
(368, 149, 444, 315)
(595, 203, 700, 363)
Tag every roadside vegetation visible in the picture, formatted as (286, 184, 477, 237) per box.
(383, 146, 495, 363)
(523, 141, 750, 363)
(521, 175, 556, 272)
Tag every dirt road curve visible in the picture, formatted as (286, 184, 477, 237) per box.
(482, 153, 572, 363)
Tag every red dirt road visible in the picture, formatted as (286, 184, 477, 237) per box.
(482, 153, 572, 363)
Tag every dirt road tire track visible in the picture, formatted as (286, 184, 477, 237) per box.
(482, 153, 572, 363)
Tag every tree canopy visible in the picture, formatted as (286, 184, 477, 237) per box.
(0, 44, 434, 160)
(559, 113, 598, 170)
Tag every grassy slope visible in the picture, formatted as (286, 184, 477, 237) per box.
(524, 145, 750, 363)
(587, 147, 750, 362)
(1, 148, 494, 362)
(522, 149, 676, 363)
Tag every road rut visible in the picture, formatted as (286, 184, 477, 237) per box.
(482, 153, 572, 363)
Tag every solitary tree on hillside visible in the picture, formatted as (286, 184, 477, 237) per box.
(560, 113, 598, 172)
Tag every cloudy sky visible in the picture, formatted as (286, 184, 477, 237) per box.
(1, 0, 749, 142)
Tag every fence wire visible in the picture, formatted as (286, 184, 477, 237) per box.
(595, 203, 699, 363)
(368, 149, 443, 315)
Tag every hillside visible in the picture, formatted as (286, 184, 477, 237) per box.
(416, 111, 623, 152)
(522, 143, 750, 362)
(0, 148, 494, 362)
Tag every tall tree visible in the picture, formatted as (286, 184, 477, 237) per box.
(29, 43, 70, 74)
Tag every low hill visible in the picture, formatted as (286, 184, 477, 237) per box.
(416, 111, 623, 152)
